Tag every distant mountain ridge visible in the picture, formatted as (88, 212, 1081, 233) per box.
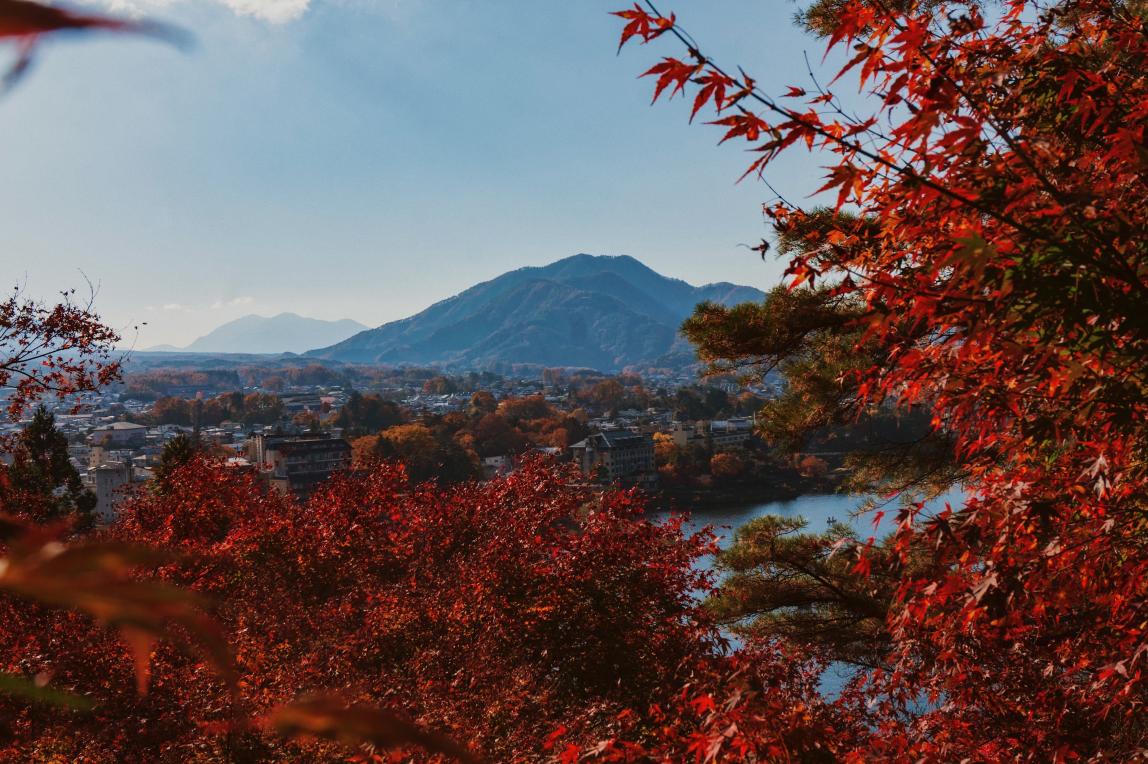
(153, 313, 368, 355)
(307, 254, 764, 371)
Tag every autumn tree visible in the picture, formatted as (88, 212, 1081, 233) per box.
(0, 457, 741, 761)
(148, 395, 193, 426)
(421, 375, 457, 395)
(470, 413, 529, 458)
(369, 423, 478, 484)
(283, 363, 344, 387)
(540, 414, 588, 449)
(587, 378, 625, 410)
(261, 375, 285, 393)
(495, 394, 554, 424)
(0, 264, 243, 751)
(616, 0, 1148, 757)
(0, 6, 516, 760)
(240, 392, 284, 426)
(709, 450, 745, 480)
(0, 286, 122, 420)
(467, 390, 497, 416)
(333, 390, 404, 436)
(652, 430, 677, 461)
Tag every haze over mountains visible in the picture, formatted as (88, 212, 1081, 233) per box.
(149, 313, 368, 355)
(307, 254, 765, 372)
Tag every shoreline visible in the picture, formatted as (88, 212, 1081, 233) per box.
(648, 474, 846, 514)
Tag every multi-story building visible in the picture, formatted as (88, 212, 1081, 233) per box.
(67, 443, 91, 472)
(671, 418, 756, 450)
(88, 421, 148, 449)
(89, 445, 136, 471)
(246, 433, 352, 498)
(709, 418, 756, 449)
(570, 431, 656, 487)
(89, 461, 133, 524)
(279, 394, 326, 414)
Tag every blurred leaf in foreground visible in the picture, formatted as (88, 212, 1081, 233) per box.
(0, 671, 94, 710)
(269, 694, 481, 763)
(0, 518, 235, 695)
(0, 0, 188, 88)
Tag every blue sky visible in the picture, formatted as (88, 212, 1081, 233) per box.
(1, 1, 835, 348)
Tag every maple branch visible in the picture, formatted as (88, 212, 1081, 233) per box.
(800, 48, 896, 150)
(638, 2, 1052, 240)
(863, 0, 1146, 295)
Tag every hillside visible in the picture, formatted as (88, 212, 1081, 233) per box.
(307, 255, 764, 371)
(158, 313, 368, 355)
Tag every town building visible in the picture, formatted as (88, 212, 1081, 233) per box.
(89, 445, 136, 471)
(246, 433, 352, 498)
(88, 421, 148, 449)
(569, 431, 656, 487)
(482, 455, 513, 479)
(67, 443, 91, 472)
(671, 418, 756, 450)
(89, 461, 133, 524)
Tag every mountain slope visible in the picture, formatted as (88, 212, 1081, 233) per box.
(174, 313, 368, 355)
(307, 255, 765, 371)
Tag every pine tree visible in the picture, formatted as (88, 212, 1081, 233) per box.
(153, 433, 200, 492)
(1, 406, 96, 521)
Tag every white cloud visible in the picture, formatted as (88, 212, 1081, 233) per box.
(210, 295, 255, 309)
(151, 297, 252, 312)
(94, 0, 306, 23)
(91, 0, 421, 24)
(217, 0, 311, 23)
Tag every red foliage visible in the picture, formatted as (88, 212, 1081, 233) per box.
(616, 0, 1148, 758)
(0, 457, 741, 760)
(552, 641, 865, 762)
(0, 288, 122, 420)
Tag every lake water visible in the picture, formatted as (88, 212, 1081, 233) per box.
(656, 487, 965, 565)
(654, 488, 965, 696)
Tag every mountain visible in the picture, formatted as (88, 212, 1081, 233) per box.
(306, 255, 765, 371)
(162, 313, 368, 355)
